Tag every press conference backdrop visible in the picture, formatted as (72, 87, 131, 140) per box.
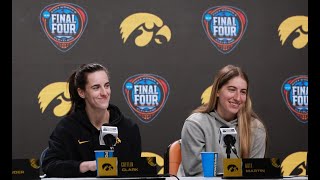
(12, 0, 308, 177)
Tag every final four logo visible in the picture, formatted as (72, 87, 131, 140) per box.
(123, 74, 170, 123)
(202, 6, 248, 54)
(281, 75, 308, 123)
(40, 3, 88, 52)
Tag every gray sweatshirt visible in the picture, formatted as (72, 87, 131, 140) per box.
(177, 111, 266, 176)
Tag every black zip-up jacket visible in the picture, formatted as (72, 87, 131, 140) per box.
(42, 104, 142, 177)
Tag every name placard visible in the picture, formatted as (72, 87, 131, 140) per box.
(223, 158, 242, 177)
(118, 157, 157, 177)
(223, 158, 281, 178)
(96, 157, 157, 177)
(12, 159, 40, 180)
(96, 157, 118, 177)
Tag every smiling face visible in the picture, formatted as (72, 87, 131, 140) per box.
(77, 70, 111, 111)
(216, 76, 247, 121)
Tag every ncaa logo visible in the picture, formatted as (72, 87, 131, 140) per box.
(40, 3, 88, 52)
(123, 74, 170, 123)
(202, 6, 248, 54)
(281, 75, 308, 123)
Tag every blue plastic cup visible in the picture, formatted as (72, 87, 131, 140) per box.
(201, 152, 218, 177)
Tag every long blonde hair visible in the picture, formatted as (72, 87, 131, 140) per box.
(193, 65, 265, 158)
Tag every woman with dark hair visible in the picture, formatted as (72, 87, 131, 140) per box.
(177, 64, 268, 176)
(42, 63, 141, 177)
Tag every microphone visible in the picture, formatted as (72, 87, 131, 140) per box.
(219, 126, 238, 158)
(99, 124, 118, 149)
(103, 134, 116, 147)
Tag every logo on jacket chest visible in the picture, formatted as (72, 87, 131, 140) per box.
(78, 140, 90, 144)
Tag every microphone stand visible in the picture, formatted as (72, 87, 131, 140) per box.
(226, 144, 231, 158)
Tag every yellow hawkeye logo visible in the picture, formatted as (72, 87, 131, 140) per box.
(278, 16, 308, 49)
(38, 82, 71, 117)
(120, 12, 171, 47)
(281, 151, 307, 176)
(201, 85, 213, 104)
(116, 137, 122, 144)
(78, 140, 90, 144)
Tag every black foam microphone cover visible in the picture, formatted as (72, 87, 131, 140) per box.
(103, 134, 116, 147)
(224, 134, 236, 146)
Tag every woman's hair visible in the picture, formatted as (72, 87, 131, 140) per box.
(193, 64, 267, 158)
(67, 63, 109, 115)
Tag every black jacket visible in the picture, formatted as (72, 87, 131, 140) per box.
(42, 104, 142, 177)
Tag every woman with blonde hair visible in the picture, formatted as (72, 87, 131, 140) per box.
(178, 64, 267, 176)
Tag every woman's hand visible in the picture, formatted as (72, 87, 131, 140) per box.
(79, 160, 96, 173)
